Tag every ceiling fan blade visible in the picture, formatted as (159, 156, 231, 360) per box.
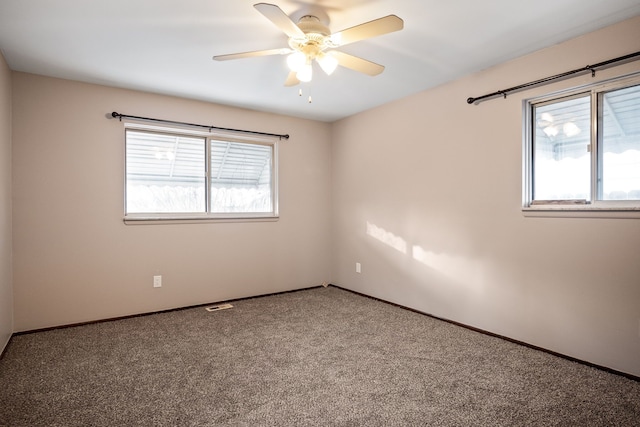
(284, 71, 300, 87)
(254, 3, 305, 38)
(330, 15, 403, 46)
(331, 51, 385, 76)
(213, 48, 291, 61)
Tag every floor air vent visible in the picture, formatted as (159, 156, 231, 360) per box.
(205, 303, 234, 312)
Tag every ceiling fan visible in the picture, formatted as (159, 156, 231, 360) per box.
(213, 3, 404, 86)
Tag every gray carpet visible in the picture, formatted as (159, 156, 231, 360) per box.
(0, 286, 639, 426)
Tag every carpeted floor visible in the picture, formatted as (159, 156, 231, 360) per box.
(1, 286, 639, 426)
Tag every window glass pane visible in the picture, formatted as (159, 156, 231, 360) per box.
(210, 140, 273, 213)
(601, 85, 640, 200)
(533, 95, 591, 201)
(126, 130, 206, 213)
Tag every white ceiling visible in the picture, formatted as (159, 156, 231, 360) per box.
(1, 0, 639, 122)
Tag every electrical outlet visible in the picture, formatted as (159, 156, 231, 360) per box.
(153, 275, 162, 288)
(356, 262, 361, 274)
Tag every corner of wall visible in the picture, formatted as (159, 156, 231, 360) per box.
(0, 49, 14, 354)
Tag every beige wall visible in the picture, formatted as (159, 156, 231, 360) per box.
(7, 15, 640, 376)
(11, 74, 332, 331)
(331, 16, 640, 377)
(0, 51, 12, 352)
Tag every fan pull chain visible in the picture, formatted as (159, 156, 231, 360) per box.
(298, 88, 312, 104)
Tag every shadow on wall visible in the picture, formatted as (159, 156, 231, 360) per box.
(365, 221, 486, 292)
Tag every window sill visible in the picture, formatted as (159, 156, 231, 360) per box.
(123, 214, 279, 225)
(522, 206, 640, 219)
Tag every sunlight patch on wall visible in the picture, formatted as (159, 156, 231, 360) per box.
(366, 221, 407, 254)
(365, 220, 486, 291)
(412, 245, 485, 290)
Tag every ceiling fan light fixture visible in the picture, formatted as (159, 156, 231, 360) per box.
(317, 52, 338, 75)
(214, 4, 404, 88)
(296, 63, 313, 82)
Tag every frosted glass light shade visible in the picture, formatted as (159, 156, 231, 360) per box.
(318, 53, 338, 75)
(296, 63, 312, 82)
(287, 52, 306, 72)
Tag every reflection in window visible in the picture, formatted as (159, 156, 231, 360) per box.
(600, 85, 640, 200)
(525, 76, 640, 208)
(533, 95, 591, 201)
(125, 129, 277, 218)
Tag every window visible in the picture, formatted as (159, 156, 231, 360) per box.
(125, 127, 277, 221)
(524, 74, 640, 212)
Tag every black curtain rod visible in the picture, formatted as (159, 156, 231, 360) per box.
(467, 50, 640, 105)
(110, 112, 290, 140)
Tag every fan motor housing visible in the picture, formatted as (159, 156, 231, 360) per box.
(288, 15, 333, 54)
(297, 15, 330, 36)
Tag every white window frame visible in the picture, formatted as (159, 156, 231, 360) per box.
(523, 72, 640, 218)
(124, 122, 279, 223)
